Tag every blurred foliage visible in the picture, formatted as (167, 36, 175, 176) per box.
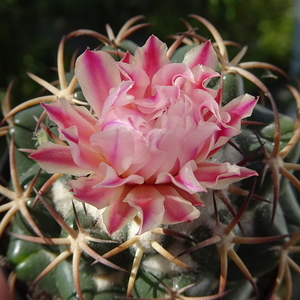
(0, 0, 295, 105)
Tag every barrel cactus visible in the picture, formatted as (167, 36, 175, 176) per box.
(1, 15, 300, 300)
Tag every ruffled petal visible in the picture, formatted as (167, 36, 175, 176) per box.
(133, 129, 170, 181)
(220, 93, 258, 128)
(124, 185, 165, 234)
(95, 162, 144, 187)
(194, 162, 258, 189)
(75, 49, 121, 116)
(147, 128, 180, 176)
(183, 41, 217, 70)
(156, 160, 207, 194)
(98, 81, 134, 124)
(156, 185, 200, 224)
(135, 85, 180, 116)
(42, 99, 97, 144)
(134, 35, 170, 80)
(90, 125, 135, 175)
(103, 197, 137, 234)
(184, 64, 220, 98)
(174, 118, 219, 165)
(151, 63, 194, 89)
(207, 94, 258, 155)
(61, 126, 104, 172)
(29, 142, 89, 176)
(117, 62, 150, 98)
(68, 175, 125, 208)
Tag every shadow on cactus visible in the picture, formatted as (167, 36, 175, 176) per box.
(1, 15, 300, 300)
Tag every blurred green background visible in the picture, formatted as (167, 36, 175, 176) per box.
(0, 0, 296, 103)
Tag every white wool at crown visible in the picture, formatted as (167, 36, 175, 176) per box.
(93, 272, 126, 291)
(51, 178, 110, 234)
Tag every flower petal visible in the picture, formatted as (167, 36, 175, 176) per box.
(221, 93, 258, 127)
(117, 61, 150, 99)
(184, 64, 220, 98)
(75, 49, 121, 116)
(183, 41, 217, 70)
(124, 185, 165, 234)
(61, 126, 104, 172)
(151, 63, 194, 88)
(134, 35, 170, 80)
(156, 185, 200, 224)
(42, 98, 97, 144)
(103, 197, 136, 234)
(90, 125, 135, 175)
(175, 187, 203, 206)
(98, 81, 134, 124)
(194, 162, 258, 189)
(68, 175, 125, 208)
(95, 162, 144, 187)
(29, 142, 89, 176)
(134, 85, 180, 116)
(208, 94, 258, 155)
(156, 160, 207, 194)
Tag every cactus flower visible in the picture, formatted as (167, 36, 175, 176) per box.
(30, 35, 257, 234)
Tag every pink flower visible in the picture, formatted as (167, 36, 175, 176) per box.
(30, 36, 257, 234)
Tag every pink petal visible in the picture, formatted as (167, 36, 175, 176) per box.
(60, 126, 104, 172)
(156, 185, 200, 224)
(29, 142, 89, 176)
(120, 51, 133, 64)
(103, 197, 137, 234)
(184, 64, 220, 98)
(178, 119, 219, 165)
(117, 62, 150, 98)
(98, 81, 134, 124)
(95, 162, 144, 187)
(207, 94, 258, 155)
(147, 128, 180, 176)
(220, 94, 258, 127)
(183, 41, 217, 70)
(42, 99, 97, 144)
(175, 187, 203, 206)
(156, 160, 207, 194)
(151, 63, 194, 88)
(194, 162, 258, 189)
(135, 85, 180, 116)
(75, 49, 121, 116)
(134, 35, 170, 80)
(68, 175, 125, 208)
(90, 125, 135, 175)
(103, 106, 149, 132)
(188, 89, 222, 123)
(131, 129, 169, 181)
(124, 185, 165, 234)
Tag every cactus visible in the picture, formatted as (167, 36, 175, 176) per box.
(1, 15, 300, 300)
